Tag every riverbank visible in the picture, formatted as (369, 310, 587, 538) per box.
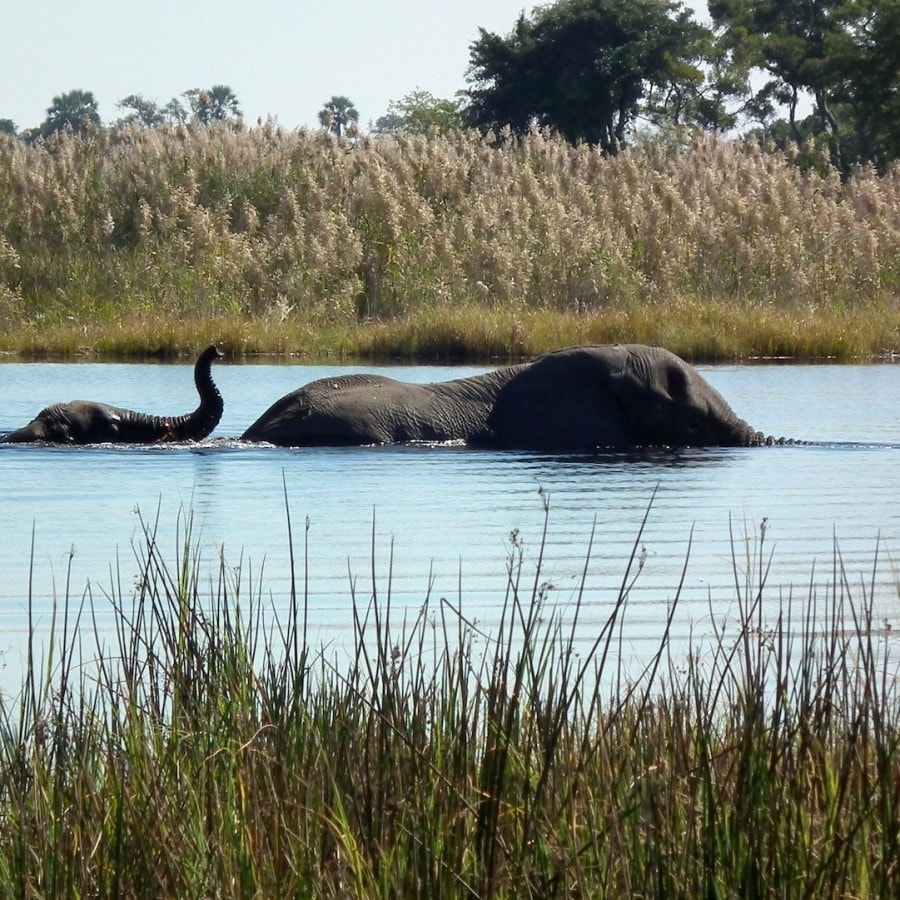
(1, 509, 897, 896)
(2, 127, 898, 362)
(3, 301, 900, 363)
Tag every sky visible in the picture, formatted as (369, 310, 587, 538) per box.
(1, 0, 711, 133)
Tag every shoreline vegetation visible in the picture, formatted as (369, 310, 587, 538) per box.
(1, 125, 898, 362)
(0, 505, 897, 895)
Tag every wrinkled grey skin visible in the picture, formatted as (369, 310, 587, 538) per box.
(0, 345, 224, 445)
(241, 368, 516, 446)
(241, 344, 782, 451)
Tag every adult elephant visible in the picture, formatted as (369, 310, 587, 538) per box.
(241, 344, 780, 451)
(0, 345, 224, 444)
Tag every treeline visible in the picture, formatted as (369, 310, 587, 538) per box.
(2, 0, 898, 175)
(0, 85, 244, 143)
(465, 0, 900, 174)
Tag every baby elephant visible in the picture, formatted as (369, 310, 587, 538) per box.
(1, 345, 224, 444)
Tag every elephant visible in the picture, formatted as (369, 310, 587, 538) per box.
(0, 344, 224, 445)
(240, 344, 783, 451)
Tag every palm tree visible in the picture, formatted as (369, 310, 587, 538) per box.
(42, 89, 101, 136)
(318, 95, 359, 138)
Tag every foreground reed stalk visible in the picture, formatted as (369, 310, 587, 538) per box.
(0, 503, 897, 897)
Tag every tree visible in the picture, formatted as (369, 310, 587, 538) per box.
(40, 89, 101, 137)
(184, 85, 242, 124)
(162, 97, 190, 124)
(374, 89, 464, 135)
(115, 94, 165, 128)
(0, 119, 16, 137)
(829, 0, 900, 168)
(642, 28, 753, 133)
(709, 0, 900, 172)
(318, 95, 359, 138)
(465, 0, 710, 153)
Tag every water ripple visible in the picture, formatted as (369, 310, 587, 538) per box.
(0, 360, 898, 693)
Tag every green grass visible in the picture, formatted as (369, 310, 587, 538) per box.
(2, 301, 898, 363)
(1, 501, 897, 897)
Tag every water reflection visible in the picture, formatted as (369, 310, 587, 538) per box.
(508, 445, 746, 470)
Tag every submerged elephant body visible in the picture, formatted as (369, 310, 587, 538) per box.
(239, 370, 520, 446)
(241, 345, 777, 451)
(1, 345, 224, 445)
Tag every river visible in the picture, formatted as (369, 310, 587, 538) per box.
(1, 356, 898, 696)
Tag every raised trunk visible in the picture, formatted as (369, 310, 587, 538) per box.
(163, 344, 225, 441)
(107, 344, 224, 442)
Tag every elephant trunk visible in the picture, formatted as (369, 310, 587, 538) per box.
(161, 344, 224, 441)
(98, 344, 224, 442)
(0, 344, 224, 444)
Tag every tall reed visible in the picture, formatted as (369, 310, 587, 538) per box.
(1, 126, 898, 358)
(0, 502, 897, 896)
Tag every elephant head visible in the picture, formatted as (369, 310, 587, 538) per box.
(476, 345, 771, 450)
(0, 345, 224, 444)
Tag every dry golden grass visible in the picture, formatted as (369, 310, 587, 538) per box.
(1, 124, 898, 359)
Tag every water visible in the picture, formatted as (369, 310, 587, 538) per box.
(1, 356, 898, 695)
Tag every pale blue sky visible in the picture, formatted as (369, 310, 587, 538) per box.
(2, 1, 711, 133)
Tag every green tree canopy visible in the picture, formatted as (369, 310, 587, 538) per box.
(375, 89, 464, 135)
(0, 119, 16, 137)
(829, 0, 900, 168)
(40, 89, 101, 138)
(710, 0, 900, 171)
(643, 26, 752, 133)
(464, 0, 710, 152)
(184, 85, 242, 124)
(115, 94, 165, 129)
(318, 95, 360, 138)
(161, 97, 190, 124)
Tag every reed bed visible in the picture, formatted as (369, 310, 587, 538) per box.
(1, 504, 897, 897)
(1, 125, 898, 359)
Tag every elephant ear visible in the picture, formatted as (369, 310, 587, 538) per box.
(663, 361, 690, 402)
(482, 348, 630, 451)
(259, 388, 313, 430)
